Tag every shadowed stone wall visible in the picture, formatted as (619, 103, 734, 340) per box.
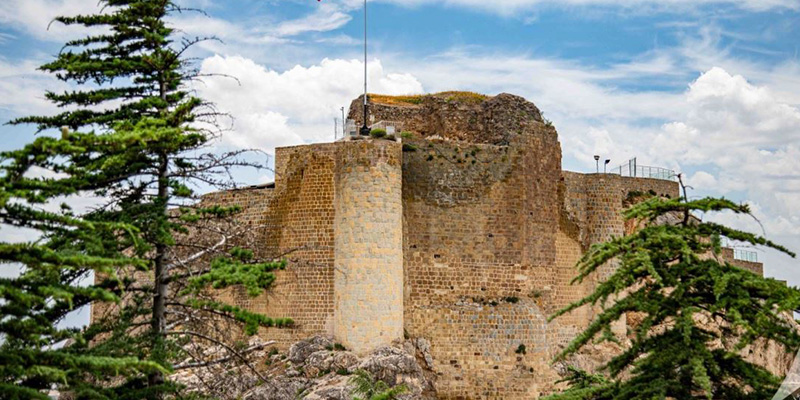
(400, 120, 565, 398)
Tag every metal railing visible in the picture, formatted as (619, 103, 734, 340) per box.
(721, 238, 760, 263)
(345, 119, 358, 136)
(733, 249, 758, 263)
(369, 120, 405, 136)
(614, 158, 675, 181)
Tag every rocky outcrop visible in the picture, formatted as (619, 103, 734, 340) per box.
(348, 92, 550, 145)
(172, 336, 436, 400)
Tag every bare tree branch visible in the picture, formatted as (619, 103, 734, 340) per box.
(173, 341, 275, 371)
(166, 330, 270, 383)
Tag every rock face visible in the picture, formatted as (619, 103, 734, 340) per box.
(348, 92, 546, 145)
(174, 336, 436, 400)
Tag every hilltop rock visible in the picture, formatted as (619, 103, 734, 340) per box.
(173, 335, 436, 400)
(348, 91, 551, 145)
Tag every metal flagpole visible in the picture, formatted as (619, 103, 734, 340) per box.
(359, 0, 370, 136)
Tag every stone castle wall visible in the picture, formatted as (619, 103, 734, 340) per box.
(333, 141, 404, 354)
(202, 143, 339, 346)
(201, 133, 679, 398)
(400, 123, 565, 398)
(199, 141, 408, 353)
(193, 92, 685, 398)
(94, 92, 768, 399)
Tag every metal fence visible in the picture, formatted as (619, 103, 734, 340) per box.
(721, 238, 759, 263)
(345, 119, 358, 136)
(369, 120, 405, 135)
(734, 249, 759, 263)
(614, 158, 675, 181)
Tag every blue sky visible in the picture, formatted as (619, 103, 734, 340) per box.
(1, 0, 800, 292)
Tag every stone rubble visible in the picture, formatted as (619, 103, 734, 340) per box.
(172, 335, 437, 400)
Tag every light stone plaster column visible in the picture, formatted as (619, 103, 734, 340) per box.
(333, 140, 404, 354)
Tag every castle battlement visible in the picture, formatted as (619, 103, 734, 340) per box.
(166, 93, 764, 398)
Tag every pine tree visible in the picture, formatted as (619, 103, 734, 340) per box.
(0, 139, 164, 398)
(546, 181, 800, 399)
(6, 0, 289, 397)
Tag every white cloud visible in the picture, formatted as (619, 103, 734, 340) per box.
(315, 34, 361, 46)
(0, 58, 64, 117)
(0, 0, 108, 41)
(370, 0, 798, 15)
(640, 67, 800, 278)
(687, 171, 718, 189)
(195, 56, 423, 152)
(652, 68, 800, 196)
(274, 4, 352, 37)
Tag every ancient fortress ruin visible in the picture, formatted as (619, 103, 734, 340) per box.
(186, 93, 767, 398)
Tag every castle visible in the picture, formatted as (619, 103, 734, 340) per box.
(179, 93, 766, 398)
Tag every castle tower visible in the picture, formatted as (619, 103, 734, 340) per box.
(333, 140, 404, 354)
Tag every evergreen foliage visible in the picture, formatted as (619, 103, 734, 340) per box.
(3, 0, 287, 397)
(546, 186, 800, 400)
(0, 130, 164, 398)
(349, 369, 408, 400)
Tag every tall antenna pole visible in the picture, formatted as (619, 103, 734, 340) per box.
(360, 0, 370, 136)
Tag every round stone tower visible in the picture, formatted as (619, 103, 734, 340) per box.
(333, 139, 404, 354)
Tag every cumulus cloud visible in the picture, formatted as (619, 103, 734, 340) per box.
(687, 171, 718, 189)
(638, 67, 800, 278)
(653, 68, 800, 198)
(195, 56, 423, 152)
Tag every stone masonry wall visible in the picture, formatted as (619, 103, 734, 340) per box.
(189, 93, 682, 398)
(201, 144, 339, 347)
(401, 120, 567, 398)
(333, 140, 404, 354)
(86, 87, 798, 400)
(558, 172, 681, 338)
(91, 92, 691, 399)
(198, 140, 408, 353)
(720, 247, 764, 275)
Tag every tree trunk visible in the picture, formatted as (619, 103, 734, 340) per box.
(148, 153, 170, 394)
(148, 76, 171, 395)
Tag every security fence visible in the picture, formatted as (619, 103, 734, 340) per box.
(734, 248, 759, 263)
(369, 120, 405, 135)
